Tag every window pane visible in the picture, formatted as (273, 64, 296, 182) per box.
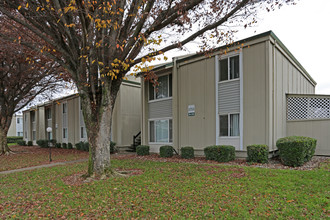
(220, 59, 228, 81)
(169, 74, 172, 97)
(230, 56, 239, 79)
(63, 103, 67, 114)
(149, 83, 154, 100)
(169, 119, 173, 143)
(156, 75, 168, 99)
(156, 120, 169, 142)
(230, 114, 240, 136)
(17, 118, 20, 124)
(220, 115, 228, 136)
(149, 121, 155, 142)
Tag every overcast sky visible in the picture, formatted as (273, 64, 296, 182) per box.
(164, 0, 330, 94)
(235, 0, 330, 94)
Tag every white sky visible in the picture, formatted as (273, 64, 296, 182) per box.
(164, 0, 330, 94)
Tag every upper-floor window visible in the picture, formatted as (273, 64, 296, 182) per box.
(31, 112, 35, 123)
(46, 108, 52, 120)
(17, 118, 20, 124)
(220, 55, 239, 82)
(63, 103, 67, 114)
(149, 74, 172, 101)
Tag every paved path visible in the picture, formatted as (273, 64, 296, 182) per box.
(0, 158, 88, 175)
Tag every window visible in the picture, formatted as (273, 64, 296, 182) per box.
(17, 132, 23, 137)
(46, 108, 52, 120)
(219, 113, 240, 137)
(220, 55, 239, 82)
(31, 112, 35, 122)
(149, 74, 172, 101)
(63, 103, 67, 114)
(25, 131, 27, 138)
(81, 127, 87, 139)
(149, 119, 172, 143)
(47, 132, 52, 140)
(17, 118, 20, 124)
(63, 128, 68, 139)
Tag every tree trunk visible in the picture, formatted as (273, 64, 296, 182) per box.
(82, 96, 114, 177)
(0, 126, 10, 155)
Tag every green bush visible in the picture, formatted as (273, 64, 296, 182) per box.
(75, 142, 83, 150)
(181, 146, 194, 159)
(62, 143, 67, 149)
(204, 145, 235, 162)
(247, 145, 269, 164)
(55, 143, 61, 148)
(27, 141, 33, 146)
(276, 136, 317, 167)
(160, 145, 173, 158)
(68, 143, 73, 149)
(110, 141, 116, 154)
(7, 136, 23, 143)
(36, 139, 48, 148)
(136, 145, 150, 156)
(83, 142, 90, 151)
(17, 140, 26, 146)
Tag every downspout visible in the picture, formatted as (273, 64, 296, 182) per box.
(172, 57, 179, 153)
(272, 39, 276, 155)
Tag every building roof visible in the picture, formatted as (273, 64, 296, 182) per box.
(23, 77, 141, 112)
(143, 31, 316, 85)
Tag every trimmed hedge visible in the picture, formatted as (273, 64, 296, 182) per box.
(204, 145, 235, 162)
(136, 145, 150, 156)
(75, 142, 83, 150)
(68, 143, 73, 149)
(83, 142, 90, 151)
(247, 145, 269, 164)
(276, 136, 317, 167)
(110, 141, 116, 154)
(36, 139, 48, 148)
(62, 143, 67, 149)
(7, 136, 23, 143)
(27, 141, 33, 146)
(181, 146, 194, 159)
(55, 143, 61, 148)
(17, 140, 26, 146)
(160, 145, 173, 158)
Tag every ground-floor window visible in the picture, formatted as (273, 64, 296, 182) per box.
(220, 113, 239, 137)
(81, 127, 87, 139)
(63, 128, 68, 139)
(47, 132, 52, 140)
(149, 118, 172, 143)
(17, 132, 23, 137)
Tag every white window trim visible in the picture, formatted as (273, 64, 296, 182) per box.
(219, 54, 240, 82)
(148, 74, 172, 103)
(219, 112, 240, 138)
(79, 98, 88, 141)
(148, 117, 173, 144)
(62, 101, 68, 143)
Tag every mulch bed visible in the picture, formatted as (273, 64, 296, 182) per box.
(111, 153, 329, 171)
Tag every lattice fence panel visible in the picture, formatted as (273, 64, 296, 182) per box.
(287, 96, 330, 120)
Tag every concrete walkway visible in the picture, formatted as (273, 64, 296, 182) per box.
(0, 158, 88, 175)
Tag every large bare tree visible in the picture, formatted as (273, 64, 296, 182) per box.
(0, 0, 294, 176)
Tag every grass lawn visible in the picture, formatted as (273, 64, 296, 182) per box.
(0, 159, 329, 219)
(0, 145, 88, 171)
(7, 143, 17, 146)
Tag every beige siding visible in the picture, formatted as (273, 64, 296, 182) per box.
(112, 82, 141, 147)
(287, 120, 330, 155)
(272, 45, 315, 148)
(242, 42, 268, 149)
(178, 57, 216, 150)
(7, 117, 17, 137)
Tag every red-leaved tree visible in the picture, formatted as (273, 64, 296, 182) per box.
(0, 17, 65, 155)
